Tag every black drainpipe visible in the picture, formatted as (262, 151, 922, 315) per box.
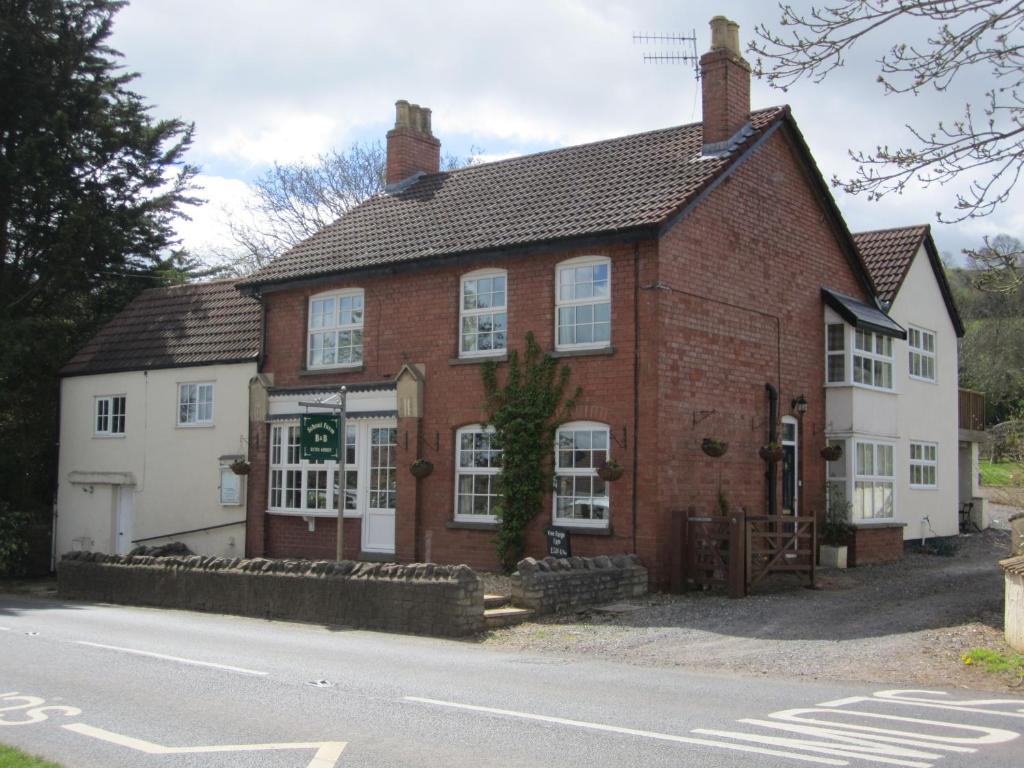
(765, 383, 778, 516)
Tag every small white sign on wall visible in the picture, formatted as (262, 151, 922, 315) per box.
(219, 467, 242, 505)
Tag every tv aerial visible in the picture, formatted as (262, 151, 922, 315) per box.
(633, 31, 700, 80)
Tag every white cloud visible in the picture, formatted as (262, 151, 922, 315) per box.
(174, 174, 255, 259)
(209, 112, 338, 166)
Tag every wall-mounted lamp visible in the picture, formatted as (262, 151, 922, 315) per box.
(791, 394, 808, 415)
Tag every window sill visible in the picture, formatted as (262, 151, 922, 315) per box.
(909, 485, 938, 491)
(849, 520, 907, 529)
(266, 509, 361, 519)
(550, 346, 615, 360)
(908, 375, 937, 385)
(298, 364, 364, 377)
(448, 354, 507, 366)
(551, 523, 613, 536)
(824, 382, 898, 395)
(176, 423, 214, 429)
(93, 434, 126, 439)
(445, 520, 500, 531)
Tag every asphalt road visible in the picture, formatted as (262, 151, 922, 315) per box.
(1, 594, 1021, 768)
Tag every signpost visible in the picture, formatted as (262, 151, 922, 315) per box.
(298, 386, 347, 561)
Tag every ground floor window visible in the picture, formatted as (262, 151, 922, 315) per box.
(454, 425, 501, 522)
(553, 421, 610, 528)
(909, 442, 937, 488)
(853, 440, 894, 519)
(268, 422, 359, 514)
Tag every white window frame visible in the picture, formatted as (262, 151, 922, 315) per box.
(852, 329, 894, 391)
(853, 440, 895, 520)
(267, 422, 360, 517)
(825, 438, 848, 516)
(908, 326, 937, 383)
(553, 420, 611, 529)
(307, 288, 364, 370)
(555, 256, 611, 352)
(459, 269, 508, 358)
(177, 382, 214, 427)
(909, 441, 938, 489)
(453, 425, 502, 522)
(825, 323, 846, 384)
(94, 395, 126, 437)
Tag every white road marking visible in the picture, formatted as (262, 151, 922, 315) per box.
(64, 723, 346, 768)
(823, 690, 1024, 720)
(403, 696, 846, 765)
(73, 641, 267, 677)
(0, 626, 11, 631)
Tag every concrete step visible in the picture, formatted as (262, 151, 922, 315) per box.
(484, 606, 534, 629)
(484, 593, 510, 609)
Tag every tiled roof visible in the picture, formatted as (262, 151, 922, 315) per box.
(241, 107, 788, 287)
(61, 280, 261, 376)
(853, 225, 928, 304)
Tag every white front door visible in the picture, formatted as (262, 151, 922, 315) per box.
(115, 486, 134, 555)
(361, 424, 397, 554)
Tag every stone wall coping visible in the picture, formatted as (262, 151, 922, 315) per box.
(516, 553, 641, 574)
(59, 551, 479, 584)
(1000, 555, 1024, 575)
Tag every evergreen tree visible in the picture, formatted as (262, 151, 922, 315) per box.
(0, 0, 198, 565)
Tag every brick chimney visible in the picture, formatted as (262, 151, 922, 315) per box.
(700, 16, 751, 149)
(385, 100, 441, 186)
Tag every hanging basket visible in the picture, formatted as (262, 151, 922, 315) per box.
(758, 443, 785, 463)
(820, 444, 843, 462)
(701, 438, 728, 458)
(230, 459, 251, 476)
(596, 461, 625, 482)
(409, 459, 434, 479)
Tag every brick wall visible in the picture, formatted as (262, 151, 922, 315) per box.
(650, 126, 872, 583)
(256, 242, 648, 572)
(850, 525, 905, 566)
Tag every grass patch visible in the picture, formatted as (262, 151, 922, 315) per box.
(961, 647, 1024, 677)
(0, 745, 62, 768)
(980, 460, 1024, 487)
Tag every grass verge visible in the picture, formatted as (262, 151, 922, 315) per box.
(0, 745, 62, 768)
(980, 460, 1024, 487)
(961, 647, 1024, 680)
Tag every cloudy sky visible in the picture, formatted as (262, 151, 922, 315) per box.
(108, 0, 1023, 264)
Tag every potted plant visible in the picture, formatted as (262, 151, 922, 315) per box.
(701, 437, 728, 458)
(820, 486, 853, 569)
(596, 459, 624, 482)
(229, 459, 251, 476)
(409, 458, 434, 478)
(759, 442, 784, 463)
(820, 443, 843, 462)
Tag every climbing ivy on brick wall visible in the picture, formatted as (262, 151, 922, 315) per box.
(482, 332, 580, 572)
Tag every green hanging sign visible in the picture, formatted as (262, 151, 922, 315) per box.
(300, 414, 340, 461)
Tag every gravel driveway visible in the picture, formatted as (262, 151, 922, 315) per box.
(484, 528, 1022, 693)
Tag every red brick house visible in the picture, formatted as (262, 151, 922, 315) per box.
(237, 16, 891, 587)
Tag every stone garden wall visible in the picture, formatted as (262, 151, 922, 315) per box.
(58, 552, 484, 637)
(511, 554, 647, 615)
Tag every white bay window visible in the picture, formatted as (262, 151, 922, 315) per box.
(853, 441, 894, 520)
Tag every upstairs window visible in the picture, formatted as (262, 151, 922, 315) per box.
(908, 327, 936, 382)
(454, 425, 502, 522)
(308, 289, 364, 369)
(554, 422, 610, 528)
(95, 395, 126, 436)
(826, 323, 845, 383)
(556, 257, 610, 350)
(853, 329, 893, 389)
(177, 383, 213, 426)
(460, 271, 507, 357)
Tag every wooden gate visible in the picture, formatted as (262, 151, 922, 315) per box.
(745, 514, 816, 591)
(675, 508, 746, 598)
